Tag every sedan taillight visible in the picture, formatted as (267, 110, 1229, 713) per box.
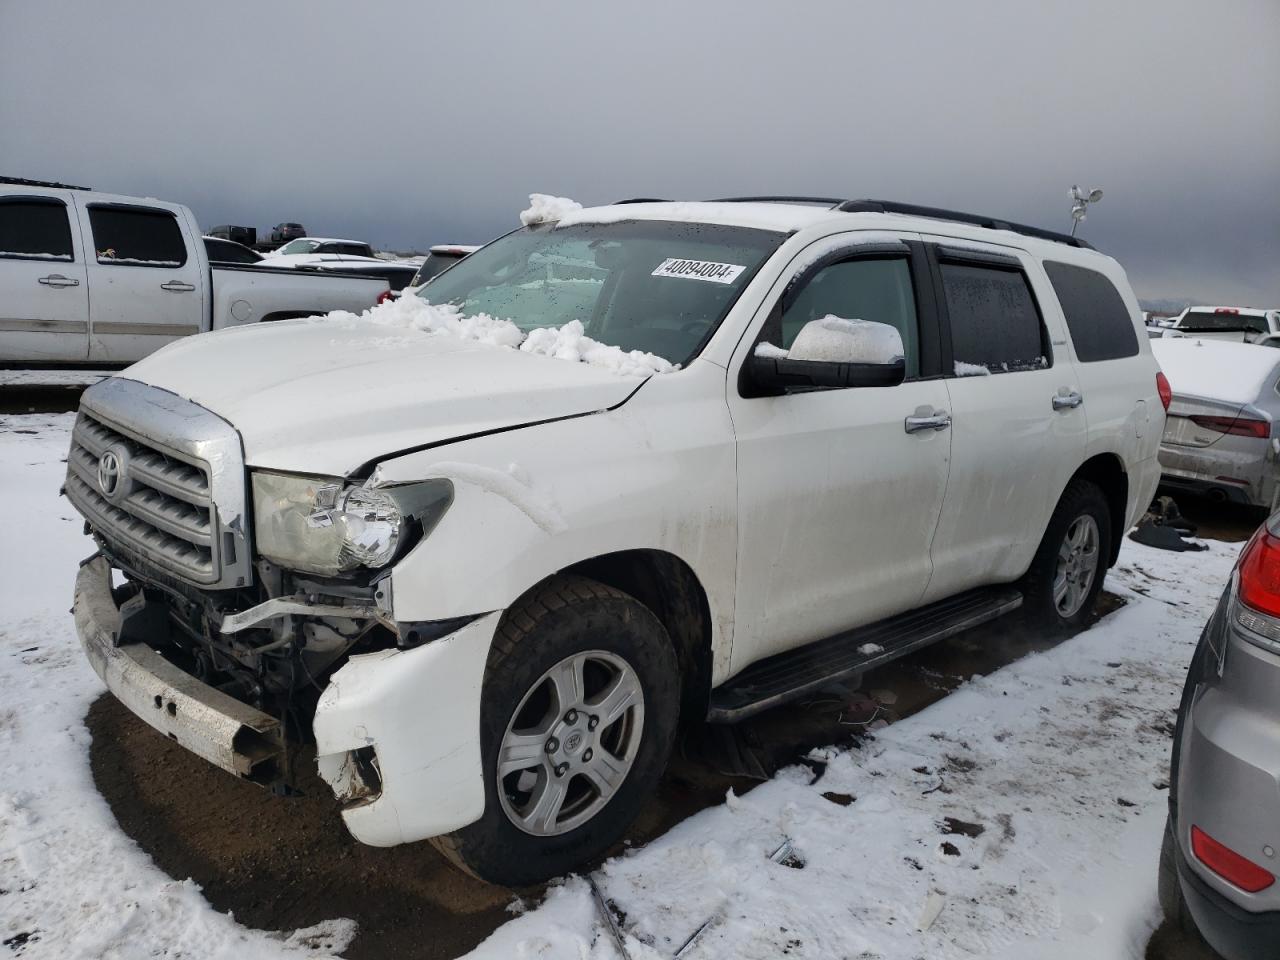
(1189, 414, 1270, 439)
(1156, 372, 1172, 411)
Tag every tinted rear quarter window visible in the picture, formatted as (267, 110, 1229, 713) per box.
(89, 206, 187, 266)
(941, 261, 1047, 374)
(0, 198, 74, 260)
(1044, 261, 1139, 362)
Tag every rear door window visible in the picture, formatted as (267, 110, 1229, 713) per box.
(1043, 261, 1139, 362)
(0, 198, 74, 261)
(940, 260, 1047, 374)
(88, 206, 188, 267)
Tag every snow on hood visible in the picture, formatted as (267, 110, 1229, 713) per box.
(122, 311, 648, 476)
(1151, 337, 1280, 406)
(335, 294, 675, 378)
(519, 193, 583, 226)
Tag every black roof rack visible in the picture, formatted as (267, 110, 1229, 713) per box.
(1, 175, 91, 191)
(705, 195, 1090, 249)
(712, 195, 848, 206)
(835, 198, 1091, 249)
(613, 197, 669, 204)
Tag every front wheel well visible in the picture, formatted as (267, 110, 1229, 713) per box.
(559, 550, 713, 723)
(1068, 454, 1129, 568)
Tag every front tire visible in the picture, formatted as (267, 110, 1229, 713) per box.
(1021, 478, 1112, 632)
(431, 575, 680, 886)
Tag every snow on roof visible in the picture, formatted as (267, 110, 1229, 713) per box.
(557, 200, 837, 234)
(429, 244, 480, 255)
(1151, 337, 1280, 406)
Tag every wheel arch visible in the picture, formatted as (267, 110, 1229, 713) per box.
(551, 549, 714, 723)
(1069, 453, 1129, 567)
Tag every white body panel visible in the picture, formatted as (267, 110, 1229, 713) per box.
(0, 187, 90, 362)
(313, 612, 500, 845)
(921, 240, 1088, 600)
(78, 197, 208, 362)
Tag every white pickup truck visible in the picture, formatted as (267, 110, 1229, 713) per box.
(0, 178, 389, 364)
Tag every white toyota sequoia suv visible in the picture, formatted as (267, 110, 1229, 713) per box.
(67, 197, 1166, 885)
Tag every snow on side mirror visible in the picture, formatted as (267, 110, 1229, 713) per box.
(788, 316, 904, 365)
(743, 317, 906, 396)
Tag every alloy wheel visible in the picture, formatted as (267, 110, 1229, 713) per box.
(496, 649, 645, 837)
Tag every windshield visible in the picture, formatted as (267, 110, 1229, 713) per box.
(278, 238, 321, 255)
(415, 220, 784, 366)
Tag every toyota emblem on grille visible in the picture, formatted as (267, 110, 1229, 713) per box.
(97, 446, 128, 500)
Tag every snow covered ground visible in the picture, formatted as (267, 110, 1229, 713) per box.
(0, 411, 1238, 959)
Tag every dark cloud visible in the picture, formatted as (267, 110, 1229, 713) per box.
(3, 0, 1276, 304)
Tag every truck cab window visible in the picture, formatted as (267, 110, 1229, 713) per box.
(88, 206, 188, 267)
(0, 199, 73, 261)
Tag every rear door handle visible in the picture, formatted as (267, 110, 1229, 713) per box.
(160, 281, 195, 292)
(1053, 391, 1083, 410)
(904, 412, 952, 434)
(38, 274, 80, 287)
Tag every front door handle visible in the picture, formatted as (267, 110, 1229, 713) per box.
(160, 280, 195, 292)
(38, 274, 80, 287)
(1053, 391, 1084, 410)
(904, 411, 952, 434)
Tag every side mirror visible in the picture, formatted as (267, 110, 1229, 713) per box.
(743, 317, 906, 396)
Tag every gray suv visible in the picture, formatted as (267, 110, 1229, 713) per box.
(1162, 513, 1280, 957)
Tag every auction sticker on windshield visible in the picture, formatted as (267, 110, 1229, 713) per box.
(651, 258, 745, 284)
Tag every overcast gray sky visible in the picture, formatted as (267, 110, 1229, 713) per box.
(2, 0, 1276, 305)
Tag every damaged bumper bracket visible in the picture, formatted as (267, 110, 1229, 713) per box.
(73, 556, 286, 785)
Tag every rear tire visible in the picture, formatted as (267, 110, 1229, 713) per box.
(1021, 478, 1112, 633)
(431, 575, 679, 886)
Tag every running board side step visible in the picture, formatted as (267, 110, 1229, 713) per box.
(707, 587, 1023, 723)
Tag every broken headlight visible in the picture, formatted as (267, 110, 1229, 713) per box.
(251, 472, 452, 576)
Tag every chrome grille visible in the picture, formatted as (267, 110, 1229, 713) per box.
(66, 409, 220, 583)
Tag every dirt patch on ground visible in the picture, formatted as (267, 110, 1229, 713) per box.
(87, 591, 1143, 959)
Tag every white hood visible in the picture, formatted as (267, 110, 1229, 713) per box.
(121, 319, 643, 475)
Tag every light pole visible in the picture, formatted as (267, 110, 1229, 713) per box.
(1069, 185, 1104, 236)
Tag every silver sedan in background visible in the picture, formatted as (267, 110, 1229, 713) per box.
(1152, 338, 1280, 512)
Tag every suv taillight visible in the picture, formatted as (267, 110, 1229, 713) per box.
(1156, 371, 1172, 412)
(376, 289, 394, 305)
(1239, 527, 1280, 619)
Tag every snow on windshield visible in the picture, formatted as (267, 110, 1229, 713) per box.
(323, 294, 675, 378)
(519, 193, 583, 226)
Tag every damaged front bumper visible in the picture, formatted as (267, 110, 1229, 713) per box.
(312, 610, 498, 846)
(73, 554, 496, 847)
(73, 556, 286, 784)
